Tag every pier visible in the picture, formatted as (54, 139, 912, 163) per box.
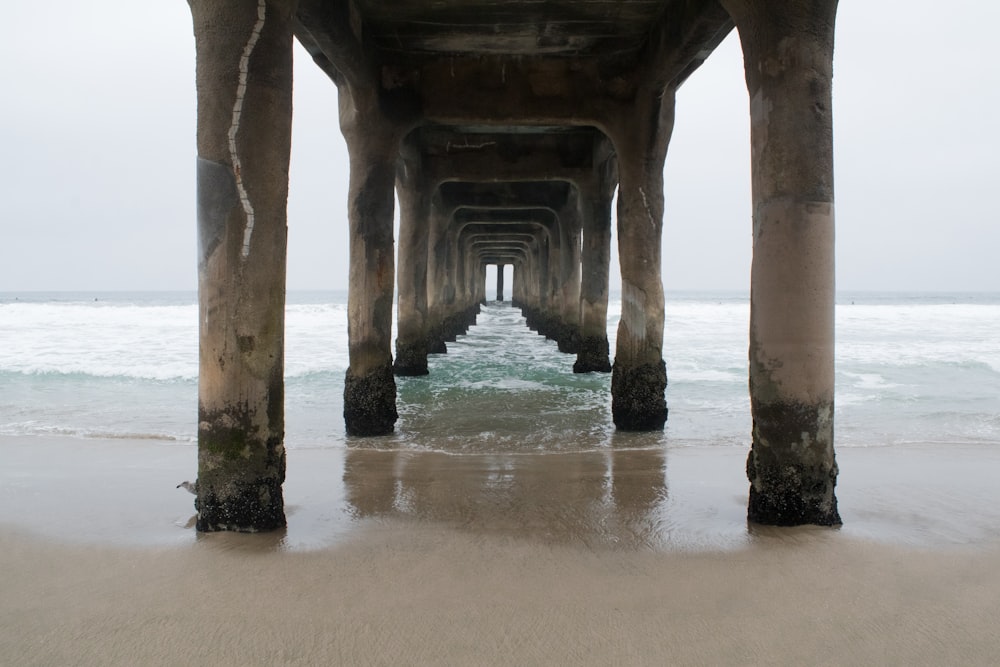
(187, 0, 840, 531)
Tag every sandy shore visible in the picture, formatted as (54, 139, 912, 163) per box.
(3, 436, 1000, 665)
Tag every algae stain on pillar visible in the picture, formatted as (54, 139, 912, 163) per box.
(189, 0, 295, 531)
(340, 85, 402, 436)
(723, 0, 841, 526)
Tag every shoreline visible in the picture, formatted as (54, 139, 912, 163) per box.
(3, 435, 1000, 664)
(3, 435, 1000, 551)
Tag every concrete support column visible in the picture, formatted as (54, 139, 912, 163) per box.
(340, 85, 400, 435)
(530, 220, 563, 340)
(477, 262, 488, 305)
(425, 196, 450, 354)
(555, 200, 583, 353)
(393, 151, 430, 377)
(442, 224, 480, 341)
(189, 0, 296, 531)
(574, 160, 616, 373)
(723, 0, 840, 526)
(513, 239, 539, 312)
(527, 233, 552, 332)
(496, 264, 505, 302)
(452, 240, 474, 332)
(606, 89, 675, 430)
(511, 259, 524, 307)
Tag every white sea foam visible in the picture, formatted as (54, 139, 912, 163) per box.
(1, 292, 998, 449)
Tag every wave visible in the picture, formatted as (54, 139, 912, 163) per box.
(0, 422, 195, 443)
(1, 367, 197, 382)
(2, 293, 999, 450)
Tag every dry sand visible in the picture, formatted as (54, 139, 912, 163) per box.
(2, 436, 1000, 665)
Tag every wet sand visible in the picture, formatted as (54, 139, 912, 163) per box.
(3, 436, 1000, 665)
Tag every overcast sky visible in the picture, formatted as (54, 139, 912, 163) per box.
(1, 1, 997, 293)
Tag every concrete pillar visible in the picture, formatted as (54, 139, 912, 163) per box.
(525, 212, 564, 343)
(340, 84, 400, 436)
(529, 232, 552, 332)
(723, 0, 840, 526)
(496, 263, 505, 302)
(606, 89, 675, 430)
(511, 258, 526, 308)
(574, 163, 615, 373)
(425, 194, 450, 354)
(189, 0, 296, 531)
(437, 212, 465, 344)
(393, 150, 430, 377)
(451, 238, 476, 335)
(555, 198, 582, 353)
(477, 262, 488, 305)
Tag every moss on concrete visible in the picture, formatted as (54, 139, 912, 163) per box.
(747, 399, 840, 526)
(344, 364, 398, 436)
(573, 335, 612, 373)
(611, 361, 668, 431)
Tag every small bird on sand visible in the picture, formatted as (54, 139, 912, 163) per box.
(177, 480, 198, 495)
(177, 480, 201, 514)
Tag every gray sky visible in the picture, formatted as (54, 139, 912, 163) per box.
(1, 1, 997, 293)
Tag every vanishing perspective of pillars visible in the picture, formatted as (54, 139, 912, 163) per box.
(393, 149, 430, 377)
(575, 158, 617, 373)
(724, 0, 840, 526)
(496, 264, 505, 302)
(189, 0, 296, 531)
(607, 89, 675, 430)
(340, 85, 400, 436)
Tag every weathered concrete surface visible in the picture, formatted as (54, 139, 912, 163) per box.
(608, 88, 676, 430)
(495, 264, 505, 302)
(190, 0, 843, 529)
(393, 145, 431, 377)
(575, 152, 617, 374)
(190, 0, 296, 531)
(723, 0, 840, 526)
(340, 83, 405, 435)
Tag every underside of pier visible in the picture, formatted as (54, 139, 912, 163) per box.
(188, 0, 841, 531)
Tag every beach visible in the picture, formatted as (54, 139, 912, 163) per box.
(3, 435, 1000, 665)
(2, 292, 998, 664)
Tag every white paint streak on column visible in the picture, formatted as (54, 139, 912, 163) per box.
(229, 0, 267, 260)
(638, 187, 655, 230)
(621, 280, 647, 344)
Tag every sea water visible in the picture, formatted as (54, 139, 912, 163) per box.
(1, 291, 998, 452)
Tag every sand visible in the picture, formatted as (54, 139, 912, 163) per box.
(3, 436, 1000, 665)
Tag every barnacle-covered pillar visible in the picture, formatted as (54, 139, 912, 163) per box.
(574, 156, 616, 373)
(189, 0, 296, 531)
(723, 0, 841, 525)
(393, 146, 431, 377)
(425, 194, 452, 354)
(606, 88, 675, 430)
(340, 84, 401, 435)
(554, 196, 583, 353)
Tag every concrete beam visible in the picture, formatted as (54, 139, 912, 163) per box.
(294, 0, 371, 87)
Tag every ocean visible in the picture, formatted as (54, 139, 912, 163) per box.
(1, 291, 999, 453)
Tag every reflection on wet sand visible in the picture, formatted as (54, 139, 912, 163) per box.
(343, 445, 669, 549)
